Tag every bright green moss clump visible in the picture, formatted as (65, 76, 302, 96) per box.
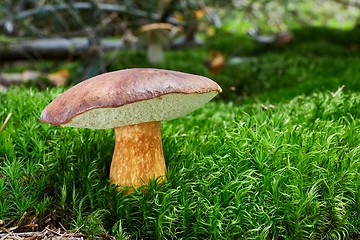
(0, 87, 359, 239)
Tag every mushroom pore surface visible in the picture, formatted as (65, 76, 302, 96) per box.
(64, 91, 217, 129)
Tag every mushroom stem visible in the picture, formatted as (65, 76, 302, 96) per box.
(110, 121, 167, 191)
(147, 42, 164, 63)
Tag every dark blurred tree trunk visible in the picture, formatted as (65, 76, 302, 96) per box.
(159, 0, 180, 22)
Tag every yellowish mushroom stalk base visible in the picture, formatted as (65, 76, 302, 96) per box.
(110, 121, 166, 192)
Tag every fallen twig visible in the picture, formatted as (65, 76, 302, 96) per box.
(58, 222, 67, 232)
(16, 212, 27, 227)
(0, 230, 85, 239)
(4, 219, 14, 229)
(45, 226, 61, 236)
(0, 113, 12, 133)
(332, 85, 345, 97)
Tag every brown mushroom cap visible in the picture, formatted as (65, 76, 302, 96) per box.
(138, 23, 179, 47)
(40, 68, 222, 129)
(139, 23, 174, 32)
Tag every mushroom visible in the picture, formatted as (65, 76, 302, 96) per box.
(138, 23, 180, 63)
(40, 68, 222, 192)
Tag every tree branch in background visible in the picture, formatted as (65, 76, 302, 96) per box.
(0, 38, 126, 61)
(0, 2, 183, 28)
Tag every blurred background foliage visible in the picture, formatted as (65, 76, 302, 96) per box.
(0, 0, 359, 103)
(0, 0, 358, 37)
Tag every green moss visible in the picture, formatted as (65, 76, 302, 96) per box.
(1, 87, 360, 238)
